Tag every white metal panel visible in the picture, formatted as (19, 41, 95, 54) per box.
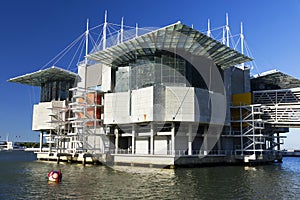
(32, 102, 65, 131)
(131, 86, 154, 122)
(101, 64, 111, 92)
(154, 136, 168, 155)
(104, 92, 130, 124)
(165, 87, 195, 121)
(86, 63, 102, 88)
(77, 64, 86, 88)
(135, 138, 149, 155)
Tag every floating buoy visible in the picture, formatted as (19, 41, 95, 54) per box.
(48, 169, 62, 183)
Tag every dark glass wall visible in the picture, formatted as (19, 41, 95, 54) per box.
(114, 51, 208, 92)
(40, 80, 74, 102)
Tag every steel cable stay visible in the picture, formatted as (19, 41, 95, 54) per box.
(40, 32, 85, 70)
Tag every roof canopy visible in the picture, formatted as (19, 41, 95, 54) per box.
(251, 70, 300, 91)
(8, 66, 77, 86)
(88, 22, 252, 69)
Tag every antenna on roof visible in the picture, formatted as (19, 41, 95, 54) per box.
(226, 13, 230, 47)
(85, 19, 89, 65)
(135, 23, 138, 38)
(121, 17, 124, 43)
(207, 19, 211, 37)
(240, 22, 244, 55)
(222, 27, 226, 45)
(240, 21, 245, 69)
(117, 30, 120, 44)
(103, 10, 107, 50)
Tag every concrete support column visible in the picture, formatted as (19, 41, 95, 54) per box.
(150, 122, 154, 155)
(217, 138, 222, 154)
(114, 128, 119, 153)
(203, 126, 208, 155)
(39, 131, 43, 152)
(49, 129, 52, 153)
(188, 123, 193, 155)
(132, 124, 135, 154)
(277, 132, 280, 150)
(171, 122, 175, 155)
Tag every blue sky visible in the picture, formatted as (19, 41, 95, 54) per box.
(0, 0, 300, 148)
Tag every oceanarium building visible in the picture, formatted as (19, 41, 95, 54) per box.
(9, 20, 300, 167)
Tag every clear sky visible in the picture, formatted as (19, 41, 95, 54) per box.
(0, 0, 300, 149)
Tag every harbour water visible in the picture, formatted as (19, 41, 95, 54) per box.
(0, 151, 299, 199)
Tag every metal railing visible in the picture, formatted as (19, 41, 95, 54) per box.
(107, 149, 235, 156)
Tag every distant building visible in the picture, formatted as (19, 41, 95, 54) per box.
(0, 141, 15, 150)
(9, 20, 300, 167)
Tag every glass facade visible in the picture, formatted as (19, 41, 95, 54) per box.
(40, 80, 74, 102)
(114, 51, 207, 92)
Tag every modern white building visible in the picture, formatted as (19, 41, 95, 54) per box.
(9, 19, 300, 167)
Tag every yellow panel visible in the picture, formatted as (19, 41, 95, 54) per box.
(231, 109, 240, 120)
(232, 92, 252, 106)
(231, 92, 252, 128)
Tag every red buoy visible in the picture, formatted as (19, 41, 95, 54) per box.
(48, 169, 62, 183)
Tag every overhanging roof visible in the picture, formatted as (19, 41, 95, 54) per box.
(8, 66, 77, 86)
(87, 22, 252, 69)
(251, 69, 300, 90)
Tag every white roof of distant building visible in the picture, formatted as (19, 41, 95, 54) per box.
(252, 69, 279, 78)
(8, 66, 77, 86)
(251, 69, 300, 90)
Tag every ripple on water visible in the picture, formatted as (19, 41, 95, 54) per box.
(0, 151, 300, 199)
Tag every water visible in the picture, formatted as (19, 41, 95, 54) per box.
(0, 151, 299, 199)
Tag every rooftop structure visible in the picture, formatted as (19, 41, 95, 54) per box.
(8, 66, 77, 86)
(251, 69, 300, 91)
(9, 66, 76, 102)
(88, 22, 252, 68)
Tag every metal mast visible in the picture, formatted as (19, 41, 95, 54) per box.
(135, 23, 138, 38)
(121, 17, 124, 43)
(85, 19, 89, 65)
(103, 10, 107, 50)
(222, 27, 226, 45)
(226, 13, 230, 47)
(207, 19, 211, 37)
(240, 22, 244, 55)
(240, 22, 245, 68)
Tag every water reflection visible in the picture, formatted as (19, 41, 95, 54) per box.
(0, 151, 299, 199)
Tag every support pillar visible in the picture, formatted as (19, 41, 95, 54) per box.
(49, 129, 52, 153)
(171, 122, 175, 155)
(39, 131, 43, 152)
(203, 126, 208, 155)
(217, 138, 222, 154)
(114, 128, 119, 153)
(188, 123, 192, 155)
(150, 122, 154, 155)
(132, 124, 135, 154)
(277, 132, 280, 150)
(82, 155, 86, 166)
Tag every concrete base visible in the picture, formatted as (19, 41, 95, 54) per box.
(112, 154, 175, 167)
(35, 152, 282, 167)
(36, 152, 105, 165)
